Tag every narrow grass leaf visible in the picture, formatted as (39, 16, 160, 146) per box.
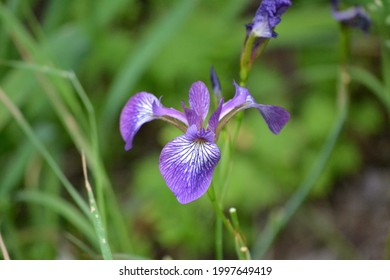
(16, 191, 97, 249)
(81, 153, 113, 260)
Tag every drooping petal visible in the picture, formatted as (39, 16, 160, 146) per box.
(159, 125, 220, 204)
(188, 81, 210, 123)
(255, 104, 290, 134)
(120, 92, 159, 151)
(218, 82, 290, 135)
(120, 92, 188, 151)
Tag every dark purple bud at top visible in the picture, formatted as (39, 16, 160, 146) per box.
(331, 0, 371, 32)
(210, 66, 222, 99)
(246, 0, 292, 39)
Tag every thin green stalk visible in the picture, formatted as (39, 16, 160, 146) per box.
(16, 191, 96, 248)
(67, 71, 107, 226)
(382, 40, 390, 112)
(252, 104, 347, 258)
(230, 208, 251, 260)
(252, 24, 352, 258)
(215, 216, 223, 260)
(207, 184, 250, 259)
(207, 184, 226, 259)
(347, 65, 389, 112)
(81, 154, 113, 260)
(0, 62, 133, 251)
(0, 87, 90, 219)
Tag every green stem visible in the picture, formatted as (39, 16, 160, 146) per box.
(207, 184, 233, 234)
(252, 101, 347, 258)
(252, 25, 352, 258)
(215, 216, 223, 260)
(207, 184, 250, 259)
(382, 40, 390, 112)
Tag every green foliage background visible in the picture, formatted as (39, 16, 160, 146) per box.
(0, 0, 388, 259)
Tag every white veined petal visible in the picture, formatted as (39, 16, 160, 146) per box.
(159, 130, 220, 204)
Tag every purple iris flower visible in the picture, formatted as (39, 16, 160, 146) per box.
(246, 0, 292, 39)
(331, 0, 371, 32)
(120, 81, 290, 204)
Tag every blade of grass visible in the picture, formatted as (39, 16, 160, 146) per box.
(0, 3, 90, 140)
(348, 65, 389, 112)
(252, 100, 347, 259)
(0, 60, 134, 253)
(81, 153, 113, 260)
(0, 60, 104, 218)
(0, 86, 90, 220)
(0, 141, 34, 197)
(16, 191, 97, 250)
(65, 233, 97, 259)
(252, 61, 350, 259)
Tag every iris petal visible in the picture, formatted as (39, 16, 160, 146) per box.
(188, 81, 210, 123)
(219, 82, 249, 120)
(208, 98, 224, 134)
(120, 92, 159, 151)
(153, 103, 188, 127)
(218, 82, 290, 135)
(255, 104, 290, 134)
(159, 125, 220, 204)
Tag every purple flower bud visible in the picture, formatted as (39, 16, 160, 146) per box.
(246, 0, 292, 39)
(240, 0, 292, 83)
(210, 66, 222, 99)
(331, 0, 371, 32)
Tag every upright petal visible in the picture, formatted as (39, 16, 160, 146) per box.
(207, 98, 224, 135)
(159, 125, 220, 204)
(120, 92, 159, 151)
(182, 102, 203, 129)
(188, 81, 210, 123)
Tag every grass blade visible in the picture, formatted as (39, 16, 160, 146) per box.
(81, 153, 113, 260)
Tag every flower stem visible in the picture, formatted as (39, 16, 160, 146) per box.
(207, 184, 233, 233)
(207, 184, 250, 259)
(215, 215, 223, 260)
(252, 24, 351, 259)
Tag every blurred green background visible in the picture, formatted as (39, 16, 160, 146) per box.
(0, 0, 389, 259)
